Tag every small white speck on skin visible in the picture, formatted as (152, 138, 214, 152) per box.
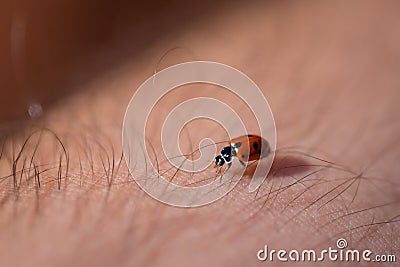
(28, 102, 43, 119)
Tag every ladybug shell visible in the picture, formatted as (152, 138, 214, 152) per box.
(229, 134, 271, 162)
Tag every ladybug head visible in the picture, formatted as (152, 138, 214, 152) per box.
(215, 146, 236, 167)
(215, 155, 225, 167)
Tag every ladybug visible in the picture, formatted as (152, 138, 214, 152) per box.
(214, 134, 271, 172)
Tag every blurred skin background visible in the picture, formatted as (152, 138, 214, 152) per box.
(1, 0, 228, 121)
(1, 0, 400, 266)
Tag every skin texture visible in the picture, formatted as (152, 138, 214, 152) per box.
(1, 1, 400, 266)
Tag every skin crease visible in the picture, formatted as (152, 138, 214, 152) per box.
(1, 1, 400, 266)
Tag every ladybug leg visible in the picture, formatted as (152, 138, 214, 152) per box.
(223, 162, 232, 174)
(213, 164, 220, 174)
(218, 162, 229, 182)
(239, 160, 246, 168)
(215, 166, 221, 175)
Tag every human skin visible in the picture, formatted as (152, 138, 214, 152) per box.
(1, 1, 400, 266)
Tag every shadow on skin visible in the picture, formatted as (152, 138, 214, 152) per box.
(241, 153, 312, 180)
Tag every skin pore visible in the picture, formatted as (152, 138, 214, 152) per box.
(1, 1, 400, 266)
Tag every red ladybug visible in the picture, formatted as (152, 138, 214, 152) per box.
(214, 134, 271, 172)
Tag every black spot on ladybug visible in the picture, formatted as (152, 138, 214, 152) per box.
(241, 154, 247, 159)
(248, 134, 254, 137)
(234, 142, 242, 148)
(253, 142, 259, 150)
